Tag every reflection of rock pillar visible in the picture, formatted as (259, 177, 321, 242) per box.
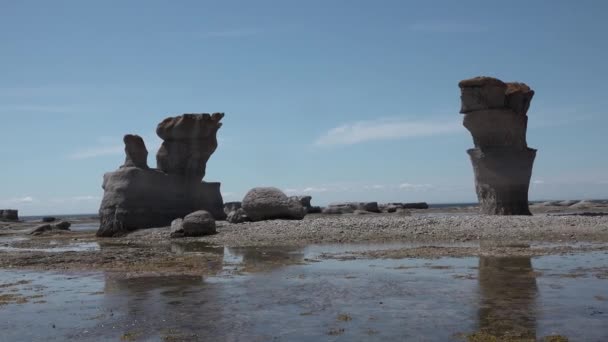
(459, 77, 536, 215)
(478, 256, 538, 339)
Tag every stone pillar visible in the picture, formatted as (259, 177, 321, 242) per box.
(459, 77, 536, 215)
(122, 134, 149, 168)
(1, 209, 19, 221)
(156, 113, 224, 182)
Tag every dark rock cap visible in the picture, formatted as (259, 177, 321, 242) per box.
(156, 113, 224, 141)
(458, 76, 507, 88)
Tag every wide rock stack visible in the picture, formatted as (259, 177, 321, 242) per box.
(0, 209, 18, 221)
(459, 77, 536, 215)
(97, 113, 226, 237)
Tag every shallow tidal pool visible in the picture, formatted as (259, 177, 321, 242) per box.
(0, 245, 607, 341)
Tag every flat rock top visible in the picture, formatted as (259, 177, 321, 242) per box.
(505, 82, 533, 95)
(156, 113, 224, 140)
(458, 76, 506, 88)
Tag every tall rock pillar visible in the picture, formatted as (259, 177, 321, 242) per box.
(459, 77, 537, 215)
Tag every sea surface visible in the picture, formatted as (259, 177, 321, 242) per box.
(1, 244, 607, 341)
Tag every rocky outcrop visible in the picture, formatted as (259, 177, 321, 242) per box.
(29, 221, 71, 235)
(323, 202, 381, 214)
(227, 208, 250, 224)
(224, 201, 242, 215)
(122, 134, 149, 168)
(97, 113, 226, 237)
(459, 76, 536, 215)
(291, 195, 322, 214)
(42, 217, 56, 223)
(241, 187, 306, 221)
(156, 113, 223, 182)
(0, 209, 18, 221)
(182, 210, 216, 236)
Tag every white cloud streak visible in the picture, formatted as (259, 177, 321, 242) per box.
(314, 118, 461, 146)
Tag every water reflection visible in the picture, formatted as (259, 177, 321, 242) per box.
(477, 256, 538, 339)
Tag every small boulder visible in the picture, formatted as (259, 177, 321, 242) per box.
(170, 218, 184, 238)
(242, 187, 306, 221)
(227, 208, 249, 224)
(182, 210, 216, 236)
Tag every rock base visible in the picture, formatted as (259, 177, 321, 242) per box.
(468, 148, 536, 215)
(97, 167, 225, 237)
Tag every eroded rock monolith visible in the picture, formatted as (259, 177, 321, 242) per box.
(459, 76, 536, 215)
(156, 113, 223, 182)
(97, 113, 226, 237)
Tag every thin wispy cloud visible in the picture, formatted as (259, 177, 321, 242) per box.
(0, 196, 36, 206)
(399, 183, 433, 190)
(410, 21, 486, 33)
(202, 28, 261, 38)
(314, 118, 461, 147)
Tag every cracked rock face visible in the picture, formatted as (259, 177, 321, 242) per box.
(156, 113, 223, 182)
(459, 76, 537, 215)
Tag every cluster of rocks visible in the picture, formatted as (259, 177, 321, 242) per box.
(322, 202, 381, 214)
(30, 221, 71, 235)
(223, 187, 310, 224)
(459, 76, 537, 215)
(97, 113, 226, 237)
(0, 209, 18, 221)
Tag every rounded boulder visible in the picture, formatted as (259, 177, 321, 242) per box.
(182, 210, 216, 236)
(242, 187, 306, 221)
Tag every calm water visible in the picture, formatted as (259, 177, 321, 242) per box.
(1, 245, 607, 341)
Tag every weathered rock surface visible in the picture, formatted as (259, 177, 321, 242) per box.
(98, 167, 225, 236)
(182, 210, 216, 236)
(0, 209, 18, 221)
(241, 187, 306, 221)
(323, 202, 381, 214)
(97, 113, 226, 237)
(227, 208, 250, 224)
(54, 221, 71, 230)
(224, 201, 242, 215)
(459, 76, 536, 215)
(30, 224, 52, 235)
(169, 218, 184, 238)
(122, 134, 149, 168)
(29, 221, 71, 235)
(156, 113, 223, 182)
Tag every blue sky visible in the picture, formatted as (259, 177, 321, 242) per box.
(1, 0, 607, 215)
